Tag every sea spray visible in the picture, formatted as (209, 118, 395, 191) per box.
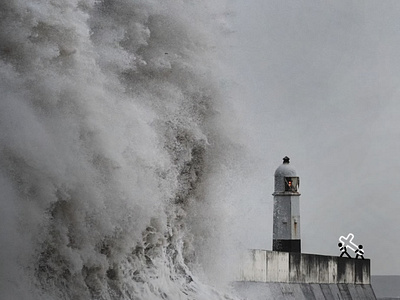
(0, 0, 244, 299)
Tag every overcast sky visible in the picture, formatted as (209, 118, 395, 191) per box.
(225, 1, 400, 275)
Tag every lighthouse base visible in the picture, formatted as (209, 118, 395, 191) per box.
(273, 239, 301, 252)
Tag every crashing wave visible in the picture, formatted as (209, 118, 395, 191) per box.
(0, 0, 243, 299)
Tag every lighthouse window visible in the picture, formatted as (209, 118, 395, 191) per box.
(285, 177, 299, 192)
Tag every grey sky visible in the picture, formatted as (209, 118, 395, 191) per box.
(225, 1, 400, 275)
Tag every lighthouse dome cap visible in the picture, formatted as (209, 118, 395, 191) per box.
(274, 156, 297, 177)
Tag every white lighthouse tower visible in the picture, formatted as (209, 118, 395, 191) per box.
(272, 156, 301, 252)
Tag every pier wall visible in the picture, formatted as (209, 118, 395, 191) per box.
(233, 250, 376, 299)
(236, 250, 370, 284)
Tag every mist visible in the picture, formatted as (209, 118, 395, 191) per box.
(0, 0, 245, 298)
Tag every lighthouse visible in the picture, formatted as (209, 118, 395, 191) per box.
(233, 156, 374, 299)
(272, 156, 301, 252)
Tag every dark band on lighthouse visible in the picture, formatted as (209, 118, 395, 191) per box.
(273, 156, 301, 253)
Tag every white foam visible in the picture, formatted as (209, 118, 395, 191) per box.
(0, 0, 243, 299)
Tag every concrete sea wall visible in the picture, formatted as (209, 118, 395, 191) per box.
(236, 250, 370, 284)
(233, 250, 376, 299)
